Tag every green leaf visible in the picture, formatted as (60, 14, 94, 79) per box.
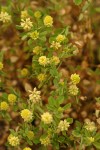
(93, 141, 100, 149)
(63, 103, 71, 110)
(74, 0, 82, 5)
(66, 118, 73, 123)
(72, 130, 81, 137)
(94, 133, 100, 141)
(0, 51, 4, 62)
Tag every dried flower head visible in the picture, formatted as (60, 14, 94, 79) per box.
(21, 18, 33, 31)
(51, 41, 61, 50)
(84, 121, 97, 132)
(51, 56, 60, 65)
(28, 87, 41, 104)
(0, 11, 11, 23)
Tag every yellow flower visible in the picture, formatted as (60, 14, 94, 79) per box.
(57, 120, 70, 133)
(23, 148, 31, 150)
(69, 85, 79, 96)
(0, 62, 3, 70)
(70, 73, 80, 84)
(44, 15, 53, 27)
(21, 109, 33, 122)
(0, 11, 11, 23)
(34, 11, 42, 19)
(21, 68, 29, 77)
(40, 136, 51, 146)
(0, 101, 9, 111)
(88, 137, 94, 143)
(33, 46, 42, 55)
(38, 56, 48, 66)
(41, 112, 53, 124)
(56, 34, 65, 43)
(84, 121, 97, 132)
(21, 10, 29, 19)
(29, 30, 39, 40)
(50, 41, 61, 50)
(27, 131, 34, 140)
(37, 73, 46, 82)
(51, 56, 60, 65)
(21, 18, 33, 31)
(8, 134, 20, 147)
(8, 94, 17, 104)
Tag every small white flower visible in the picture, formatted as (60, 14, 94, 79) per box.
(57, 120, 70, 132)
(21, 18, 33, 31)
(0, 11, 11, 23)
(28, 88, 41, 104)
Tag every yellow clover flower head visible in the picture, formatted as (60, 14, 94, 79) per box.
(70, 73, 80, 84)
(51, 56, 60, 65)
(29, 30, 39, 40)
(0, 11, 11, 23)
(34, 11, 42, 19)
(21, 109, 33, 122)
(21, 10, 29, 19)
(23, 147, 32, 150)
(0, 101, 9, 111)
(37, 73, 46, 82)
(44, 15, 53, 27)
(84, 121, 97, 132)
(57, 120, 70, 133)
(21, 18, 33, 31)
(33, 46, 42, 55)
(88, 137, 94, 143)
(8, 134, 20, 147)
(27, 131, 34, 140)
(40, 136, 51, 146)
(38, 56, 48, 66)
(41, 112, 53, 124)
(56, 34, 65, 43)
(50, 41, 61, 50)
(8, 94, 17, 104)
(21, 68, 29, 77)
(69, 85, 79, 96)
(0, 62, 3, 70)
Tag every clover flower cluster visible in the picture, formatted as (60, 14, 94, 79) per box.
(37, 73, 46, 82)
(0, 11, 11, 23)
(28, 87, 41, 104)
(8, 134, 20, 147)
(21, 109, 33, 122)
(43, 15, 53, 27)
(41, 112, 53, 124)
(33, 46, 42, 55)
(0, 101, 9, 111)
(51, 41, 61, 50)
(84, 121, 97, 132)
(40, 136, 51, 146)
(0, 62, 3, 70)
(57, 120, 70, 133)
(29, 30, 39, 40)
(38, 56, 49, 66)
(21, 18, 33, 31)
(8, 94, 17, 105)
